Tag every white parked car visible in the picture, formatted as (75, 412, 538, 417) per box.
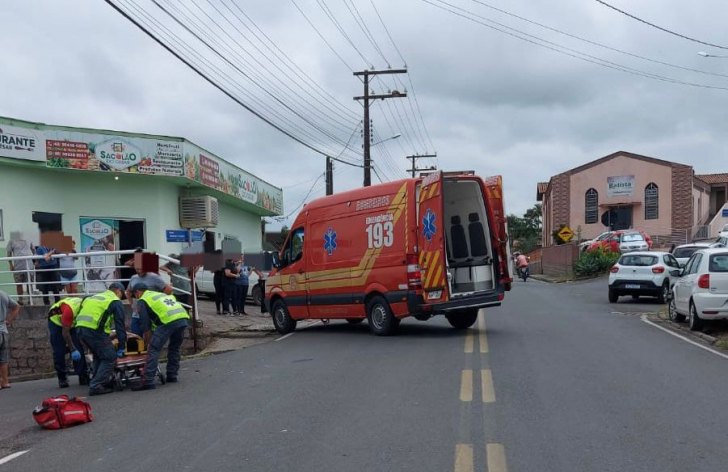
(617, 232, 649, 254)
(608, 251, 680, 303)
(669, 248, 728, 331)
(671, 242, 714, 268)
(718, 224, 728, 238)
(580, 231, 613, 252)
(195, 267, 265, 306)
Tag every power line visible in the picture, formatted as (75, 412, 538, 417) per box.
(594, 0, 728, 51)
(109, 0, 361, 164)
(277, 172, 326, 220)
(289, 0, 356, 71)
(343, 0, 390, 66)
(164, 0, 360, 142)
(218, 0, 361, 124)
(471, 0, 728, 80)
(369, 0, 407, 66)
(422, 0, 728, 91)
(317, 0, 373, 67)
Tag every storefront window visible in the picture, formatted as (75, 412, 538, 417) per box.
(645, 183, 658, 220)
(585, 188, 598, 224)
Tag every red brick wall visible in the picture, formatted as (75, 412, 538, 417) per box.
(541, 243, 580, 277)
(671, 165, 693, 231)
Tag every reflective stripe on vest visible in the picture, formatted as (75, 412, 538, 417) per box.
(75, 291, 119, 333)
(48, 298, 83, 327)
(139, 290, 190, 327)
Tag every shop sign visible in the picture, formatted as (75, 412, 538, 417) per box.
(0, 124, 45, 161)
(607, 175, 634, 197)
(81, 219, 114, 241)
(96, 139, 142, 170)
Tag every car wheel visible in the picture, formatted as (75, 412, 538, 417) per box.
(251, 285, 263, 306)
(271, 300, 297, 334)
(668, 297, 686, 322)
(366, 295, 397, 336)
(657, 282, 669, 304)
(608, 289, 619, 303)
(446, 309, 479, 329)
(689, 301, 704, 332)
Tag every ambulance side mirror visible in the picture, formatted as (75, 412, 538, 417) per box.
(272, 252, 282, 269)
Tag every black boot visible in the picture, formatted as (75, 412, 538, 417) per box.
(58, 377, 69, 388)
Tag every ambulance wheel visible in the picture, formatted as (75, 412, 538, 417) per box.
(446, 309, 479, 329)
(346, 318, 364, 325)
(366, 296, 396, 336)
(272, 300, 297, 334)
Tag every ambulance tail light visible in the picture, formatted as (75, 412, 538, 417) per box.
(407, 254, 422, 290)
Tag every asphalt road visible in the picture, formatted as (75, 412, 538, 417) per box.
(3, 277, 728, 471)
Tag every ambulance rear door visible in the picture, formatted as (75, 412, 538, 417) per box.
(418, 171, 450, 303)
(482, 175, 513, 290)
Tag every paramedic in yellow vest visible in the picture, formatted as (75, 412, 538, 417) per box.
(132, 283, 189, 390)
(47, 297, 88, 388)
(76, 282, 127, 396)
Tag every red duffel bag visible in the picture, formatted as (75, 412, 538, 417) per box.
(33, 395, 93, 430)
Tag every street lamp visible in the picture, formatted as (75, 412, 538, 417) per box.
(371, 133, 401, 147)
(698, 51, 728, 58)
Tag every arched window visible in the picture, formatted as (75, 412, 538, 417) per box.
(645, 183, 659, 220)
(585, 188, 598, 224)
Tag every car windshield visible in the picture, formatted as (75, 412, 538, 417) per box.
(722, 225, 728, 232)
(621, 233, 645, 243)
(619, 255, 657, 266)
(709, 254, 728, 272)
(596, 232, 612, 241)
(673, 246, 701, 259)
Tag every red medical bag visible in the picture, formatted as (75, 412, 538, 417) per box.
(32, 395, 93, 430)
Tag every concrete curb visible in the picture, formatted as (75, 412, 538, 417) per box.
(646, 314, 719, 344)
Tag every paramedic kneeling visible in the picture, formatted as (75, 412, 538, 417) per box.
(76, 282, 127, 396)
(132, 283, 190, 390)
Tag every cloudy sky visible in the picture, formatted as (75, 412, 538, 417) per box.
(2, 0, 728, 227)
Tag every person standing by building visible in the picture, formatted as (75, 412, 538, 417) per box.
(75, 282, 127, 396)
(213, 265, 224, 315)
(35, 244, 61, 305)
(234, 255, 250, 315)
(131, 283, 189, 390)
(222, 259, 239, 315)
(0, 289, 20, 389)
(6, 232, 34, 304)
(160, 254, 191, 306)
(47, 297, 88, 388)
(58, 240, 80, 295)
(126, 266, 172, 336)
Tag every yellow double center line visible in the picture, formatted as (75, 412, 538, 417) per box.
(455, 311, 507, 472)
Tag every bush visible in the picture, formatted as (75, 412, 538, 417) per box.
(574, 247, 620, 277)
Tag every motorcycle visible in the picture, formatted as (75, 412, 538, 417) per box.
(517, 265, 530, 282)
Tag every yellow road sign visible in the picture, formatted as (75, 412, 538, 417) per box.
(558, 226, 574, 243)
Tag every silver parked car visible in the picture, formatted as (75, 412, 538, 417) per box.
(618, 232, 649, 254)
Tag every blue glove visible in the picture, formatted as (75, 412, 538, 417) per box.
(117, 349, 125, 358)
(71, 350, 81, 362)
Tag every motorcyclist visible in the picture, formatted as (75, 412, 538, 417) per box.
(515, 252, 530, 280)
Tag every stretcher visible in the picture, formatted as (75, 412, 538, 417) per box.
(84, 334, 166, 391)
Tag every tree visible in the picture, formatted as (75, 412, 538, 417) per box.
(280, 225, 290, 242)
(509, 204, 542, 253)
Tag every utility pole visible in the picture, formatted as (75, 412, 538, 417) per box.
(354, 69, 407, 187)
(325, 156, 333, 196)
(406, 154, 438, 177)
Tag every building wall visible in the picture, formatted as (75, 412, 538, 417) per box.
(671, 166, 693, 232)
(569, 155, 673, 241)
(692, 184, 710, 227)
(0, 166, 263, 288)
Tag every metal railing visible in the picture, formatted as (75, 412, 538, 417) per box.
(0, 250, 195, 311)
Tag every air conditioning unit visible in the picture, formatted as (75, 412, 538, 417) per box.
(179, 196, 219, 229)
